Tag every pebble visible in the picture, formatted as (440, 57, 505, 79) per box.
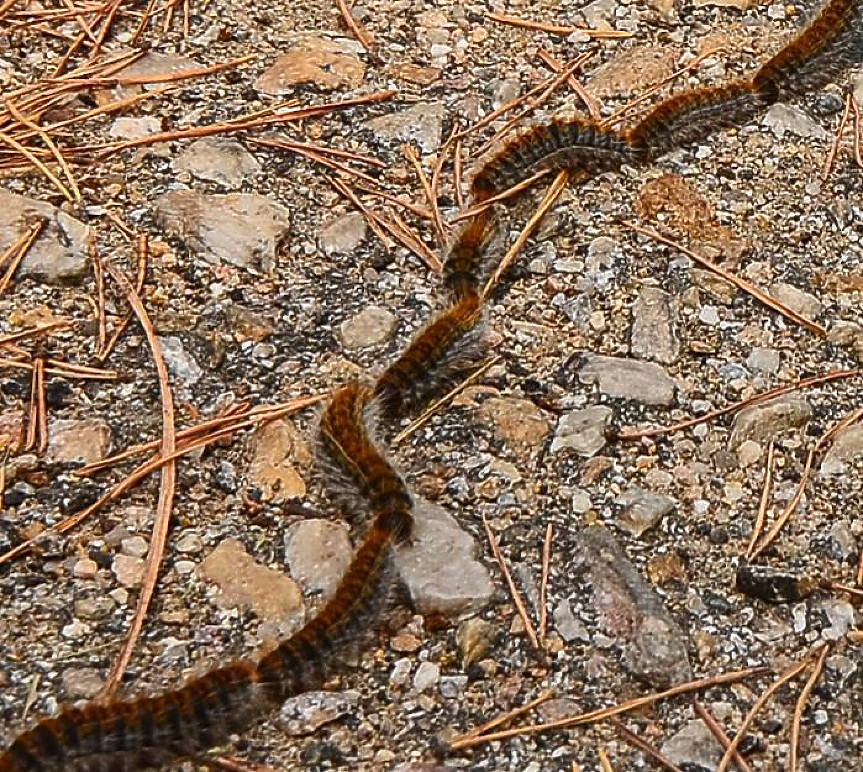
(553, 599, 590, 643)
(746, 347, 780, 374)
(579, 354, 677, 406)
(158, 336, 203, 387)
(197, 539, 304, 630)
(120, 536, 149, 558)
(247, 418, 311, 502)
(456, 617, 493, 666)
(575, 526, 691, 687)
(72, 559, 98, 580)
(413, 661, 440, 693)
(819, 425, 863, 475)
(256, 37, 364, 93)
(551, 406, 612, 457)
(827, 320, 863, 363)
(285, 519, 352, 600)
(439, 675, 467, 699)
(477, 397, 552, 457)
(73, 597, 113, 619)
(172, 138, 261, 188)
(631, 287, 679, 364)
(109, 116, 162, 140)
(390, 658, 412, 687)
(154, 191, 290, 274)
(175, 532, 202, 554)
(729, 395, 811, 450)
(661, 719, 724, 770)
(763, 103, 831, 140)
(615, 486, 677, 537)
(0, 192, 91, 283)
(364, 101, 445, 153)
(587, 45, 678, 98)
(394, 497, 494, 616)
(319, 212, 368, 255)
(822, 599, 855, 640)
(338, 305, 397, 350)
(277, 690, 359, 735)
(112, 554, 146, 587)
(769, 281, 823, 320)
(61, 668, 105, 700)
(736, 439, 763, 467)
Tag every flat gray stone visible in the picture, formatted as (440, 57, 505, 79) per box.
(319, 212, 368, 255)
(46, 419, 111, 466)
(631, 286, 679, 364)
(365, 101, 445, 153)
(395, 497, 493, 616)
(615, 486, 676, 537)
(285, 519, 352, 600)
(579, 354, 676, 406)
(172, 138, 261, 188)
(763, 103, 830, 141)
(0, 192, 90, 283)
(769, 281, 823, 320)
(820, 425, 863, 475)
(277, 690, 359, 735)
(154, 191, 290, 273)
(338, 305, 396, 350)
(551, 407, 612, 456)
(662, 720, 724, 771)
(729, 395, 811, 451)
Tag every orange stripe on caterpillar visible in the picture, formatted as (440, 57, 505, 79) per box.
(470, 117, 639, 200)
(374, 292, 485, 419)
(317, 382, 413, 521)
(626, 81, 771, 159)
(753, 0, 863, 101)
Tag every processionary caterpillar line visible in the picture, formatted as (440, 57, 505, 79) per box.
(2, 1, 861, 769)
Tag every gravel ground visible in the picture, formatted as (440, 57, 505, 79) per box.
(1, 1, 862, 771)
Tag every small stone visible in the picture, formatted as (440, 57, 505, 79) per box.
(197, 539, 304, 630)
(822, 600, 855, 640)
(154, 192, 290, 274)
(172, 138, 260, 188)
(579, 354, 676, 406)
(158, 336, 203, 386)
(699, 305, 720, 326)
(456, 617, 493, 665)
(72, 559, 98, 580)
(256, 37, 364, 93)
(175, 533, 202, 554)
(747, 347, 780, 374)
(391, 632, 422, 653)
(365, 102, 445, 153)
(729, 395, 811, 450)
(112, 554, 146, 587)
(662, 720, 724, 770)
(413, 661, 440, 693)
(390, 658, 412, 687)
(769, 282, 823, 320)
(247, 418, 311, 503)
(0, 193, 91, 283)
(440, 675, 467, 699)
(575, 526, 691, 687)
(62, 668, 104, 700)
(736, 440, 763, 467)
(615, 486, 676, 537)
(319, 213, 368, 255)
(395, 497, 494, 616)
(277, 690, 359, 735)
(109, 116, 162, 140)
(477, 397, 552, 457)
(551, 406, 612, 457)
(588, 45, 679, 98)
(339, 306, 397, 350)
(820, 425, 863, 474)
(73, 597, 114, 619)
(631, 287, 679, 364)
(553, 599, 589, 642)
(121, 536, 149, 558)
(763, 103, 831, 140)
(285, 519, 352, 600)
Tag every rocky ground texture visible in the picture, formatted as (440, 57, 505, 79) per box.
(1, 0, 862, 771)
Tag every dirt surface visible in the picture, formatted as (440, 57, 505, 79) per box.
(1, 1, 862, 771)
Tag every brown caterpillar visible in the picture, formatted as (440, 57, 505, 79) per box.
(753, 0, 863, 100)
(0, 383, 412, 772)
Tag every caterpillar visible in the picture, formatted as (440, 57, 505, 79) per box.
(475, 0, 863, 201)
(0, 383, 412, 772)
(752, 0, 863, 101)
(3, 1, 861, 769)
